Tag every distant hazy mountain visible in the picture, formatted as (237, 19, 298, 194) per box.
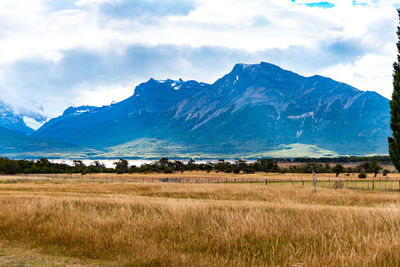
(0, 100, 35, 135)
(32, 62, 390, 158)
(0, 124, 93, 158)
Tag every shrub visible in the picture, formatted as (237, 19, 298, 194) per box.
(243, 168, 255, 174)
(358, 172, 367, 179)
(163, 168, 174, 174)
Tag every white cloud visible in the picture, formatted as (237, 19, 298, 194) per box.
(320, 53, 395, 98)
(0, 0, 397, 119)
(74, 82, 135, 107)
(75, 0, 113, 6)
(23, 116, 45, 130)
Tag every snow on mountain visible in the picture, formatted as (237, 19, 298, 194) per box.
(0, 100, 35, 134)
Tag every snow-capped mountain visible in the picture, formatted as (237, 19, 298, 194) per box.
(0, 100, 35, 135)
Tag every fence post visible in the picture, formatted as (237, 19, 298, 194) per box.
(346, 179, 349, 189)
(372, 180, 375, 190)
(265, 179, 268, 185)
(313, 171, 316, 192)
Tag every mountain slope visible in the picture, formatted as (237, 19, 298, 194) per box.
(0, 125, 97, 158)
(34, 62, 390, 157)
(0, 100, 34, 135)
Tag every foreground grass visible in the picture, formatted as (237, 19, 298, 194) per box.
(0, 239, 105, 266)
(1, 181, 400, 266)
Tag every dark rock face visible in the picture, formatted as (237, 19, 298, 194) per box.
(34, 62, 390, 156)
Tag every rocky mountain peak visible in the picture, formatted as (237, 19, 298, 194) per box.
(33, 62, 390, 156)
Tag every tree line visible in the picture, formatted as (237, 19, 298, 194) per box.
(278, 156, 391, 163)
(0, 157, 391, 176)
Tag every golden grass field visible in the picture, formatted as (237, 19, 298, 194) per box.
(1, 175, 400, 266)
(18, 169, 400, 182)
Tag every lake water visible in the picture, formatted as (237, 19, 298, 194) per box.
(48, 159, 252, 168)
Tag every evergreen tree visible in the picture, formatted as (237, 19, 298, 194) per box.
(389, 9, 400, 171)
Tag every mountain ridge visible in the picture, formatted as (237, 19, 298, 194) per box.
(0, 124, 96, 159)
(29, 61, 390, 158)
(0, 100, 35, 135)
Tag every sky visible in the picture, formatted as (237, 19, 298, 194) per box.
(0, 0, 399, 129)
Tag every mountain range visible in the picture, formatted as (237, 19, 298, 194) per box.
(0, 62, 391, 158)
(0, 100, 34, 135)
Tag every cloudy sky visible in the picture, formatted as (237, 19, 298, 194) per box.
(0, 0, 399, 128)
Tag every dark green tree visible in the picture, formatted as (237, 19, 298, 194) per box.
(89, 161, 105, 173)
(114, 159, 129, 174)
(332, 163, 345, 177)
(369, 161, 382, 177)
(158, 157, 169, 166)
(359, 161, 382, 177)
(186, 159, 196, 171)
(73, 160, 86, 173)
(389, 9, 400, 171)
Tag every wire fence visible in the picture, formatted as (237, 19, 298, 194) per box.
(264, 179, 400, 192)
(3, 174, 400, 192)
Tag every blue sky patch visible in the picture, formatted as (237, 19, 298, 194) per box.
(306, 2, 335, 8)
(44, 0, 80, 12)
(291, 1, 335, 9)
(99, 0, 196, 19)
(352, 1, 367, 6)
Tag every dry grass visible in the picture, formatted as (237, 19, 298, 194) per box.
(0, 239, 103, 266)
(1, 179, 400, 266)
(13, 170, 400, 182)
